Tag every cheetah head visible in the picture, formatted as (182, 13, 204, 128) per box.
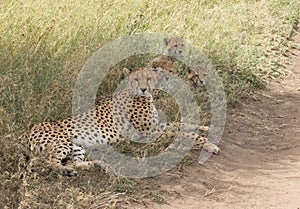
(164, 37, 185, 59)
(123, 67, 163, 97)
(187, 65, 208, 86)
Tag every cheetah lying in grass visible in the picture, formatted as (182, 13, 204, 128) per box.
(24, 67, 219, 176)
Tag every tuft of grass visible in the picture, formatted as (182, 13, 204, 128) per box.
(0, 0, 299, 208)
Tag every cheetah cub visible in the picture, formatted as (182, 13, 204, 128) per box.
(150, 37, 207, 87)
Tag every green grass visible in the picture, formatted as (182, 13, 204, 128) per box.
(0, 0, 299, 208)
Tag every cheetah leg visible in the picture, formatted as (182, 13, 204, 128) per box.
(176, 123, 209, 132)
(180, 133, 220, 155)
(158, 122, 209, 132)
(73, 161, 94, 168)
(199, 125, 209, 132)
(178, 124, 219, 154)
(73, 160, 106, 169)
(71, 144, 95, 169)
(50, 143, 77, 176)
(202, 140, 220, 154)
(49, 156, 77, 176)
(71, 144, 109, 170)
(150, 122, 219, 154)
(74, 160, 110, 170)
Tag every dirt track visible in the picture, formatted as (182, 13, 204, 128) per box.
(140, 29, 300, 209)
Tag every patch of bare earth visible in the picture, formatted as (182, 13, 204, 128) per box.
(136, 29, 300, 209)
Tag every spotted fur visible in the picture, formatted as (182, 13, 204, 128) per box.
(25, 67, 219, 176)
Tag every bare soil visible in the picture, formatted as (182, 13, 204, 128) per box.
(135, 29, 300, 209)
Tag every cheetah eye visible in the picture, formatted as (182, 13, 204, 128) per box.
(182, 44, 185, 47)
(147, 77, 152, 81)
(134, 78, 138, 81)
(174, 44, 178, 47)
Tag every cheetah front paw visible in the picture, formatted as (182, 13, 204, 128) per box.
(203, 142, 220, 155)
(199, 125, 209, 132)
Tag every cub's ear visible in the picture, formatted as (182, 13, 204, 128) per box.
(163, 37, 169, 46)
(123, 68, 131, 77)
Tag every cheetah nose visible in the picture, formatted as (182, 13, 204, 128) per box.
(140, 88, 147, 93)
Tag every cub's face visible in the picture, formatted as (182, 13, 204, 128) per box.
(164, 37, 185, 59)
(188, 65, 208, 87)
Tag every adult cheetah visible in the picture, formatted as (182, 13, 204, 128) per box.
(25, 67, 219, 176)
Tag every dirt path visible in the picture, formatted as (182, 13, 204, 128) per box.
(140, 29, 300, 208)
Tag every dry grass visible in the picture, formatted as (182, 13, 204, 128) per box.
(0, 0, 299, 208)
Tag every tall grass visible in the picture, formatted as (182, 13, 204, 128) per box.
(0, 0, 299, 208)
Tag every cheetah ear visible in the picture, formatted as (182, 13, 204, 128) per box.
(123, 68, 131, 77)
(163, 37, 169, 46)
